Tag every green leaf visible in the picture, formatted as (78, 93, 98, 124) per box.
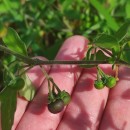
(80, 50, 108, 68)
(42, 40, 62, 59)
(114, 20, 130, 42)
(19, 73, 36, 101)
(85, 46, 94, 60)
(64, 9, 80, 20)
(2, 0, 23, 21)
(2, 27, 27, 56)
(112, 46, 120, 56)
(0, 22, 7, 38)
(80, 46, 95, 68)
(95, 50, 108, 61)
(9, 77, 25, 90)
(125, 1, 130, 18)
(0, 3, 8, 13)
(3, 0, 20, 10)
(108, 57, 115, 64)
(61, 0, 73, 11)
(94, 34, 119, 49)
(121, 42, 130, 64)
(89, 0, 119, 31)
(46, 16, 63, 30)
(0, 86, 17, 130)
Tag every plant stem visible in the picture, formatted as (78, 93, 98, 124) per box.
(19, 65, 33, 76)
(115, 65, 119, 81)
(40, 65, 54, 99)
(35, 59, 108, 65)
(39, 65, 50, 80)
(0, 45, 130, 67)
(40, 65, 61, 92)
(97, 70, 100, 81)
(40, 65, 61, 95)
(97, 66, 107, 78)
(0, 45, 34, 64)
(3, 64, 15, 80)
(49, 78, 61, 93)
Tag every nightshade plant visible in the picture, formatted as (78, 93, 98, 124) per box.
(0, 19, 130, 130)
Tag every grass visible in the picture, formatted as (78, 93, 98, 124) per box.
(0, 0, 129, 59)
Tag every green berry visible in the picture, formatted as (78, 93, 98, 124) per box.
(105, 76, 116, 88)
(62, 94, 71, 105)
(59, 90, 71, 105)
(48, 99, 64, 114)
(94, 80, 105, 89)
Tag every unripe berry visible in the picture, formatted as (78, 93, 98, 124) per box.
(60, 91, 71, 105)
(105, 76, 116, 88)
(94, 80, 105, 89)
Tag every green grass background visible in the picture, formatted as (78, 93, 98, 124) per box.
(0, 0, 129, 59)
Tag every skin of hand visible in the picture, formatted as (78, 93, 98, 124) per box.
(1, 36, 130, 130)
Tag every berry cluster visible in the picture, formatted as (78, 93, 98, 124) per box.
(47, 79, 71, 114)
(94, 66, 117, 89)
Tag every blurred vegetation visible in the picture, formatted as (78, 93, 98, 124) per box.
(0, 0, 130, 59)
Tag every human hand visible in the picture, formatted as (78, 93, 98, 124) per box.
(9, 36, 130, 130)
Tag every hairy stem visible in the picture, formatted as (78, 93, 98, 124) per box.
(0, 45, 130, 67)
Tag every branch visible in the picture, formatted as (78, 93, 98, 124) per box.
(0, 45, 130, 67)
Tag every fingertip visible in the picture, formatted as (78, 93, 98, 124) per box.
(56, 35, 89, 60)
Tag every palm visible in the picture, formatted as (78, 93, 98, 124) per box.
(9, 36, 130, 130)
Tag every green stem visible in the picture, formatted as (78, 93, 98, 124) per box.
(39, 65, 50, 79)
(97, 70, 100, 81)
(48, 80, 51, 94)
(94, 47, 97, 61)
(49, 78, 61, 93)
(0, 45, 130, 67)
(3, 64, 15, 80)
(19, 65, 34, 76)
(86, 46, 94, 60)
(48, 80, 55, 100)
(40, 65, 61, 96)
(0, 45, 34, 64)
(40, 65, 55, 100)
(97, 66, 108, 78)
